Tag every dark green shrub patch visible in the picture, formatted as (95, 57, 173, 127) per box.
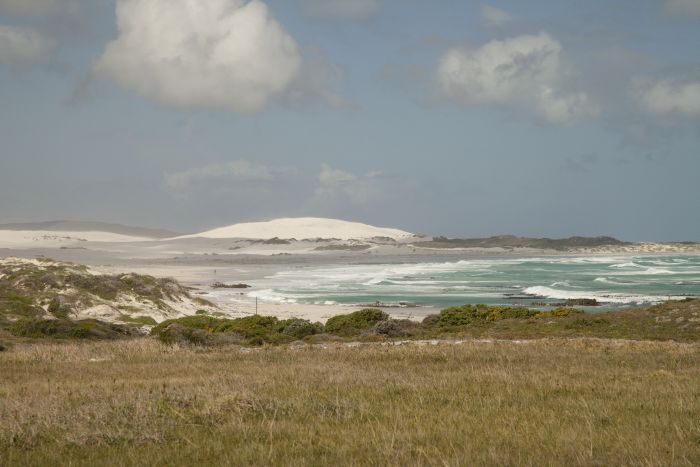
(9, 318, 137, 339)
(374, 319, 412, 337)
(214, 315, 292, 345)
(47, 296, 73, 318)
(277, 318, 323, 339)
(152, 315, 226, 336)
(324, 309, 389, 336)
(156, 323, 210, 346)
(427, 304, 584, 327)
(0, 289, 43, 318)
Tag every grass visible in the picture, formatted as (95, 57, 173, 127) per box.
(0, 338, 698, 466)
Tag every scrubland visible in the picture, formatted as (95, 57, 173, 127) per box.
(1, 337, 699, 466)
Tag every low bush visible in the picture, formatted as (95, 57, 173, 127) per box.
(537, 307, 584, 318)
(426, 304, 584, 327)
(156, 323, 210, 346)
(118, 314, 158, 326)
(214, 316, 292, 345)
(325, 309, 389, 336)
(47, 296, 73, 318)
(277, 318, 322, 339)
(373, 319, 411, 337)
(152, 315, 225, 335)
(9, 318, 136, 339)
(0, 289, 43, 319)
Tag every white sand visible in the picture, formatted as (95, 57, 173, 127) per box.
(178, 217, 416, 241)
(0, 230, 152, 248)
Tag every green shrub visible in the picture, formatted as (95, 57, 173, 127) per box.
(277, 318, 322, 339)
(536, 307, 584, 318)
(436, 304, 540, 327)
(0, 289, 43, 318)
(9, 318, 134, 339)
(118, 314, 158, 326)
(421, 314, 441, 326)
(374, 319, 411, 337)
(214, 315, 278, 333)
(47, 297, 73, 318)
(151, 315, 225, 336)
(213, 316, 291, 345)
(324, 309, 389, 336)
(156, 323, 209, 346)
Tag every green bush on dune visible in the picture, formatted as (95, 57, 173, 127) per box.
(277, 318, 323, 339)
(9, 318, 136, 339)
(324, 309, 389, 336)
(150, 304, 585, 346)
(151, 315, 323, 346)
(430, 304, 583, 327)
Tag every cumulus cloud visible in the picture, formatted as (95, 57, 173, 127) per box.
(665, 0, 700, 17)
(636, 73, 700, 117)
(481, 5, 512, 28)
(315, 163, 385, 205)
(164, 160, 293, 189)
(435, 32, 598, 124)
(302, 0, 380, 19)
(319, 163, 357, 184)
(94, 0, 302, 113)
(0, 25, 55, 65)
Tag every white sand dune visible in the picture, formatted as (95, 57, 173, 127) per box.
(179, 217, 415, 241)
(0, 230, 152, 248)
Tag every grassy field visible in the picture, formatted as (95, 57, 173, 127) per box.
(1, 338, 699, 466)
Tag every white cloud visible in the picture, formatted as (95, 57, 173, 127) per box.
(665, 0, 700, 17)
(481, 5, 512, 28)
(302, 0, 380, 19)
(95, 0, 302, 113)
(316, 164, 384, 205)
(319, 163, 357, 184)
(0, 25, 55, 65)
(435, 32, 598, 124)
(637, 74, 700, 117)
(164, 160, 289, 189)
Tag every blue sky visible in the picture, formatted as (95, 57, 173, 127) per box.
(0, 0, 698, 240)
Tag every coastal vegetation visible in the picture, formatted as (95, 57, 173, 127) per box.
(2, 258, 698, 347)
(413, 235, 629, 250)
(0, 258, 210, 331)
(141, 299, 699, 346)
(1, 338, 698, 465)
(1, 257, 699, 465)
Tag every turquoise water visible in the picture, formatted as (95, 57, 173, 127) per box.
(241, 255, 700, 309)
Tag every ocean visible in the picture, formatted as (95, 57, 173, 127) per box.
(238, 255, 700, 309)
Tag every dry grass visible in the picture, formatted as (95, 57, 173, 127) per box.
(1, 338, 699, 466)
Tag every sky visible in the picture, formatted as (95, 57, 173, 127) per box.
(0, 0, 699, 241)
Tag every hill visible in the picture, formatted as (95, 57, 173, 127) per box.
(0, 220, 179, 239)
(181, 217, 416, 241)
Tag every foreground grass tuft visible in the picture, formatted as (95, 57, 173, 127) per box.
(0, 338, 698, 466)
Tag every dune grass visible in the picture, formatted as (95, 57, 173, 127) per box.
(1, 338, 699, 466)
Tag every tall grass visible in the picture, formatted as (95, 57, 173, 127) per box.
(1, 338, 699, 466)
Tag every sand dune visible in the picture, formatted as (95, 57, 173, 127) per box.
(179, 217, 416, 241)
(0, 220, 179, 239)
(0, 230, 152, 248)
